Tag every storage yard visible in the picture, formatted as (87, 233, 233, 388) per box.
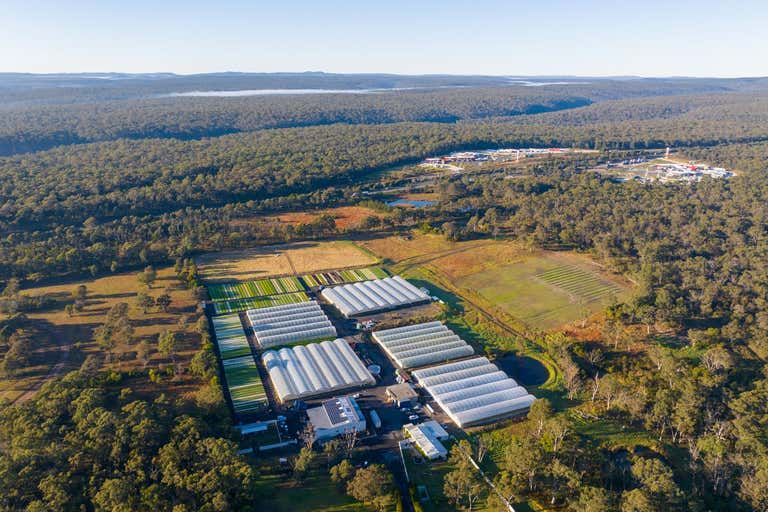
(262, 339, 376, 402)
(372, 321, 474, 369)
(247, 301, 337, 349)
(320, 276, 430, 317)
(413, 357, 536, 428)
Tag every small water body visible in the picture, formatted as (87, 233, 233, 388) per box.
(386, 199, 436, 208)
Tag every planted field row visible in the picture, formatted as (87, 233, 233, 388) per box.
(222, 355, 269, 416)
(212, 292, 310, 315)
(211, 313, 252, 360)
(536, 266, 622, 302)
(302, 266, 388, 287)
(208, 276, 305, 302)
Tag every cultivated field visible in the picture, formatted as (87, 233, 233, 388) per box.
(211, 292, 310, 315)
(208, 276, 305, 301)
(362, 232, 630, 330)
(197, 241, 379, 283)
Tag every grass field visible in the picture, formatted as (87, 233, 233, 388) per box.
(211, 292, 310, 315)
(254, 467, 373, 512)
(208, 276, 305, 301)
(197, 241, 378, 283)
(302, 267, 388, 287)
(274, 205, 385, 230)
(362, 232, 629, 330)
(222, 355, 268, 416)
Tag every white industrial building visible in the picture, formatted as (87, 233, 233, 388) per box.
(320, 276, 430, 317)
(404, 420, 449, 460)
(247, 301, 337, 349)
(372, 321, 474, 368)
(307, 396, 367, 442)
(262, 339, 375, 403)
(413, 357, 536, 428)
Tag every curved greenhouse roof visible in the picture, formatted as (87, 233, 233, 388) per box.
(412, 357, 535, 428)
(247, 301, 337, 349)
(372, 321, 474, 368)
(262, 339, 375, 402)
(320, 277, 430, 317)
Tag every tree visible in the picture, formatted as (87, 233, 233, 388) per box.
(157, 330, 180, 362)
(623, 457, 684, 511)
(578, 486, 614, 512)
(138, 265, 157, 288)
(292, 446, 316, 481)
(528, 398, 553, 438)
(443, 440, 484, 511)
(323, 439, 342, 468)
(330, 459, 354, 486)
(136, 340, 153, 368)
(72, 284, 88, 301)
(155, 293, 172, 313)
(136, 293, 155, 314)
(347, 464, 395, 512)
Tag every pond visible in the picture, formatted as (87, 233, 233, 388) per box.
(386, 199, 436, 208)
(496, 353, 549, 386)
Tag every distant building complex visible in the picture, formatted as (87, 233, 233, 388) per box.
(307, 396, 367, 442)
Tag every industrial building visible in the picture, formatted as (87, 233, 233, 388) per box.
(412, 357, 536, 428)
(262, 339, 375, 403)
(307, 396, 367, 442)
(404, 420, 449, 460)
(372, 321, 474, 368)
(247, 301, 337, 348)
(320, 276, 430, 317)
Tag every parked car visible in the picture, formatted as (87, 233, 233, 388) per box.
(408, 414, 420, 422)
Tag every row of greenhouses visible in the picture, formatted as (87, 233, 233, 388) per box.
(262, 339, 375, 402)
(372, 321, 474, 368)
(412, 357, 536, 428)
(320, 276, 430, 317)
(247, 301, 337, 349)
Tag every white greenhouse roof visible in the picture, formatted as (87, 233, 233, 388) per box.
(372, 321, 474, 368)
(413, 357, 535, 428)
(247, 301, 337, 349)
(262, 339, 375, 402)
(404, 422, 447, 460)
(320, 276, 430, 317)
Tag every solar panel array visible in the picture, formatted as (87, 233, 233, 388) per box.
(413, 357, 536, 428)
(262, 339, 375, 402)
(372, 321, 474, 368)
(247, 301, 337, 349)
(320, 276, 430, 317)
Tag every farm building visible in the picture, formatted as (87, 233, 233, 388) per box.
(246, 301, 337, 349)
(307, 396, 367, 442)
(262, 339, 375, 403)
(404, 420, 449, 460)
(412, 357, 535, 428)
(320, 276, 430, 317)
(385, 382, 418, 407)
(372, 321, 474, 368)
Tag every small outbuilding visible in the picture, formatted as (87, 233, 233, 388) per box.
(386, 383, 418, 408)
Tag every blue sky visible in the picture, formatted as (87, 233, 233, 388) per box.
(3, 0, 766, 77)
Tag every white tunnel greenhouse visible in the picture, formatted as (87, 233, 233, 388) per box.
(262, 339, 375, 402)
(320, 276, 430, 317)
(246, 301, 337, 349)
(412, 357, 536, 428)
(372, 321, 474, 368)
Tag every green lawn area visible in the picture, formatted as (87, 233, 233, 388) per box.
(255, 468, 374, 512)
(456, 255, 627, 330)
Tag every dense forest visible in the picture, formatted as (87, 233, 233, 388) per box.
(2, 78, 768, 511)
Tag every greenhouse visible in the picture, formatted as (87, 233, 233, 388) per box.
(211, 314, 251, 359)
(262, 339, 375, 402)
(247, 301, 337, 349)
(372, 321, 474, 368)
(412, 357, 536, 428)
(320, 276, 430, 317)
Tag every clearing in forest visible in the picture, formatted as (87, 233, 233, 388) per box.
(197, 241, 378, 283)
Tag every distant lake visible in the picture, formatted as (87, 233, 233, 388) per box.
(166, 87, 425, 97)
(387, 199, 436, 208)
